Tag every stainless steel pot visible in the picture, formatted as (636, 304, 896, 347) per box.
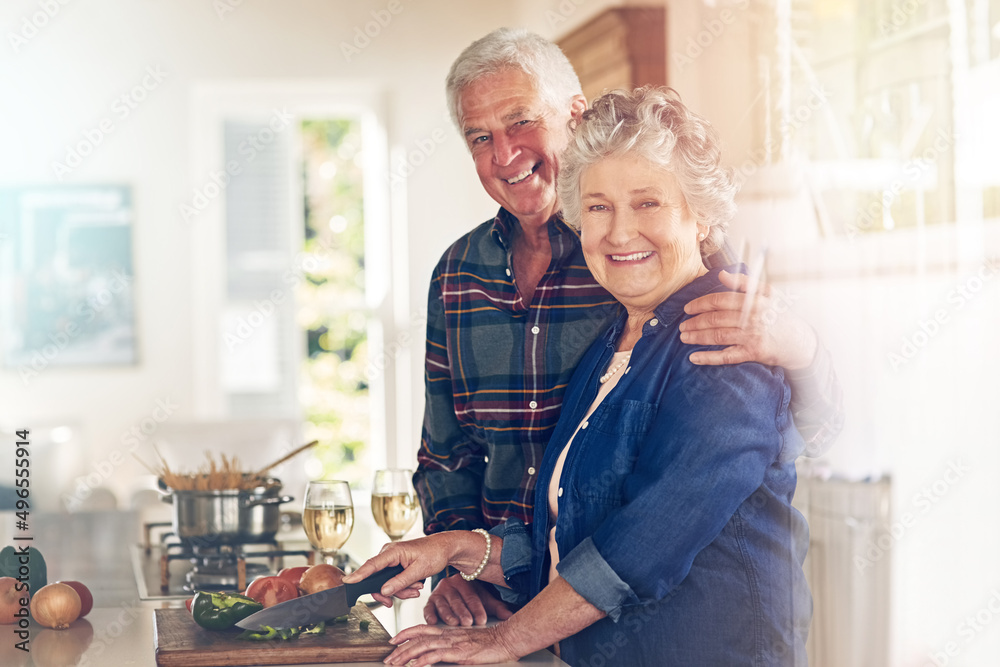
(160, 477, 294, 545)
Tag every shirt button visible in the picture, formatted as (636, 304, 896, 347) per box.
(505, 268, 511, 276)
(558, 487, 564, 497)
(527, 467, 536, 475)
(531, 325, 540, 335)
(650, 318, 659, 327)
(529, 400, 538, 409)
(581, 421, 589, 429)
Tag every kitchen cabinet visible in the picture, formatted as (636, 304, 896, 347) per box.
(557, 7, 667, 103)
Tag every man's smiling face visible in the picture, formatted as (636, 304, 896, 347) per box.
(459, 69, 585, 230)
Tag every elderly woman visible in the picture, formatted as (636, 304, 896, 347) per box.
(345, 87, 811, 666)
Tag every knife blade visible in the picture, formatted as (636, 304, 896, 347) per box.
(235, 565, 405, 631)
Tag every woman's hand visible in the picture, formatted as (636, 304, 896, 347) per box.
(342, 535, 453, 605)
(383, 624, 521, 666)
(680, 269, 818, 370)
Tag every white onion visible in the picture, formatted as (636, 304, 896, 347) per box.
(30, 583, 81, 630)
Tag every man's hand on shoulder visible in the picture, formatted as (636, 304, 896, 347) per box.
(423, 574, 514, 626)
(679, 269, 817, 370)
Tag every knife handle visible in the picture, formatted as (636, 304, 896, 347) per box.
(344, 564, 406, 606)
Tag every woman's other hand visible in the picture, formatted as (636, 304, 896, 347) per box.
(384, 624, 520, 666)
(423, 574, 514, 626)
(680, 269, 818, 370)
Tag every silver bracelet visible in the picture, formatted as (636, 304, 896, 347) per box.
(460, 528, 492, 582)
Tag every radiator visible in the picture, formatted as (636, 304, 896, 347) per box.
(793, 469, 892, 667)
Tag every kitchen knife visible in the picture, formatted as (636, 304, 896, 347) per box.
(235, 565, 405, 631)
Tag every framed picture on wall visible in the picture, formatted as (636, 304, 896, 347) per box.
(0, 185, 137, 376)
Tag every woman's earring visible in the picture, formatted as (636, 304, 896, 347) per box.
(698, 232, 706, 241)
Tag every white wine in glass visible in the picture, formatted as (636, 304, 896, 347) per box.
(371, 469, 419, 542)
(303, 480, 354, 565)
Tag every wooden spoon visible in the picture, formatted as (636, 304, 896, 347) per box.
(253, 440, 320, 479)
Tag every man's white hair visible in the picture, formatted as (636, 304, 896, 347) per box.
(445, 28, 583, 132)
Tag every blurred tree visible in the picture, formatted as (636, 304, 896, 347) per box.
(299, 119, 370, 486)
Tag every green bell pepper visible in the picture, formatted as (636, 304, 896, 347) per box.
(191, 591, 263, 630)
(0, 545, 47, 596)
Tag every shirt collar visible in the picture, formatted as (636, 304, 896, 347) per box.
(652, 266, 738, 326)
(490, 208, 581, 260)
(489, 208, 517, 249)
(601, 264, 744, 343)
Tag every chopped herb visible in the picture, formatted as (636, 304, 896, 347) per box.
(237, 625, 278, 641)
(302, 621, 326, 635)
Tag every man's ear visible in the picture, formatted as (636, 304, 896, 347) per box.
(570, 94, 587, 122)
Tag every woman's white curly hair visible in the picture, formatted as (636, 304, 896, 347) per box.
(558, 87, 737, 254)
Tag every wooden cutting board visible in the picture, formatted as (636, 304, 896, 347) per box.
(154, 604, 393, 666)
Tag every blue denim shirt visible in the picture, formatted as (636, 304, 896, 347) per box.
(495, 268, 812, 666)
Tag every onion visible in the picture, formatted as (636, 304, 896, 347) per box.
(0, 576, 28, 625)
(299, 564, 345, 595)
(30, 583, 81, 630)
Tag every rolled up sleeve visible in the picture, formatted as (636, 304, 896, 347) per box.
(490, 518, 531, 606)
(556, 536, 638, 621)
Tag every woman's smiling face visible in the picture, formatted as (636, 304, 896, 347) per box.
(579, 155, 707, 313)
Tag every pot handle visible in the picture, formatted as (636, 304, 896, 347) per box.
(242, 495, 294, 508)
(156, 478, 173, 503)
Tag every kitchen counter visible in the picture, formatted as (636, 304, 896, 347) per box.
(3, 607, 569, 667)
(0, 511, 568, 667)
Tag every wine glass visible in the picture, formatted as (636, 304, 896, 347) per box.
(371, 469, 419, 631)
(303, 480, 354, 566)
(371, 469, 419, 542)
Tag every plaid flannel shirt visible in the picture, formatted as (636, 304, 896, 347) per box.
(414, 208, 844, 534)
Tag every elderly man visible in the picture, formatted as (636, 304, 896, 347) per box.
(414, 28, 842, 627)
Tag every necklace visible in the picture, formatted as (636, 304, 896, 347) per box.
(599, 353, 631, 384)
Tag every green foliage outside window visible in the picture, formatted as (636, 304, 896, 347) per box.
(299, 119, 370, 486)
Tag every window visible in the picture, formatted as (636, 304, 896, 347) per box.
(190, 84, 403, 489)
(781, 0, 956, 235)
(297, 119, 372, 484)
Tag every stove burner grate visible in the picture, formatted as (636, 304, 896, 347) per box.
(143, 520, 314, 593)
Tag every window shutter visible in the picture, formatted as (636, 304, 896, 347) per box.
(221, 119, 299, 418)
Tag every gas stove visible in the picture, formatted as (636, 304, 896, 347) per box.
(130, 519, 346, 600)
